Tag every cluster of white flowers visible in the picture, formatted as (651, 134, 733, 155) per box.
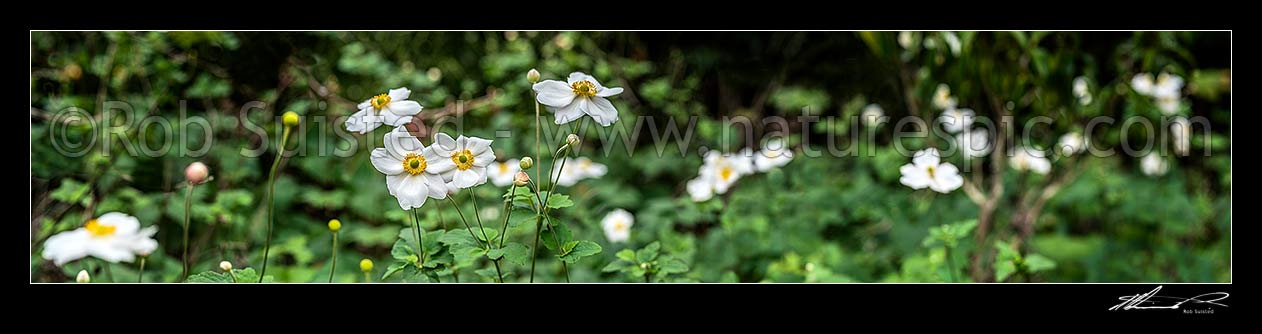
(1010, 145, 1052, 175)
(352, 87, 499, 210)
(933, 84, 994, 161)
(899, 148, 964, 193)
(552, 157, 608, 187)
(1056, 132, 1088, 157)
(1131, 72, 1185, 115)
(1072, 76, 1093, 106)
(686, 138, 794, 202)
(43, 212, 158, 266)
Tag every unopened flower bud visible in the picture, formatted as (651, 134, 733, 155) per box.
(282, 111, 300, 127)
(328, 219, 342, 232)
(527, 69, 541, 83)
(220, 261, 233, 272)
(566, 134, 580, 146)
(519, 157, 534, 170)
(185, 162, 210, 185)
(360, 259, 374, 273)
(513, 172, 531, 187)
(76, 270, 90, 283)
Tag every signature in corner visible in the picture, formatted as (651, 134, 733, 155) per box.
(1109, 285, 1229, 311)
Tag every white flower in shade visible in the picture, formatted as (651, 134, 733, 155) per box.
(938, 108, 974, 134)
(371, 128, 450, 210)
(487, 159, 521, 187)
(932, 84, 957, 110)
(753, 138, 794, 172)
(861, 104, 886, 127)
(1057, 132, 1087, 156)
(1153, 72, 1184, 99)
(686, 176, 715, 202)
(1156, 96, 1182, 115)
(1170, 117, 1191, 156)
(428, 133, 496, 189)
(346, 87, 424, 134)
(551, 158, 584, 187)
(899, 148, 963, 193)
(942, 32, 961, 56)
(704, 150, 755, 194)
(42, 212, 158, 266)
(955, 129, 992, 159)
(1073, 76, 1092, 105)
(573, 157, 608, 179)
(532, 72, 624, 126)
(1140, 153, 1169, 176)
(1010, 146, 1052, 175)
(898, 31, 918, 50)
(600, 209, 634, 243)
(1131, 73, 1155, 95)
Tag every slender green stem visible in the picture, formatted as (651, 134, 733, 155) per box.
(101, 260, 114, 283)
(498, 187, 516, 249)
(469, 191, 505, 283)
(446, 197, 487, 249)
(945, 246, 959, 283)
(410, 208, 424, 268)
(136, 257, 145, 283)
(259, 126, 292, 282)
(363, 271, 371, 283)
(228, 270, 238, 283)
(181, 183, 194, 281)
(328, 232, 338, 283)
(534, 98, 541, 210)
(525, 179, 570, 283)
(529, 216, 542, 283)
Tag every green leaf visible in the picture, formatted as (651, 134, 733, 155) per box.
(439, 230, 478, 247)
(507, 209, 537, 229)
(995, 261, 1017, 282)
(452, 245, 487, 266)
(382, 262, 407, 280)
(558, 240, 602, 263)
(1023, 254, 1057, 273)
(616, 249, 637, 262)
(540, 222, 573, 251)
(50, 179, 91, 205)
(546, 194, 574, 209)
(602, 260, 631, 272)
(186, 268, 271, 283)
(719, 271, 740, 283)
(994, 240, 1021, 262)
(474, 268, 500, 280)
(637, 241, 661, 263)
(500, 242, 530, 266)
(391, 239, 415, 261)
(659, 257, 689, 274)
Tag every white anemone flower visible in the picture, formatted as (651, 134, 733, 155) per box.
(573, 157, 608, 179)
(1010, 146, 1052, 175)
(1170, 117, 1191, 156)
(861, 104, 886, 127)
(1057, 132, 1087, 156)
(1073, 76, 1092, 105)
(42, 212, 158, 266)
(487, 159, 521, 187)
(942, 32, 961, 56)
(428, 133, 496, 189)
(346, 87, 424, 134)
(370, 127, 450, 210)
(1140, 153, 1169, 176)
(551, 158, 584, 187)
(1152, 72, 1185, 99)
(1131, 73, 1155, 95)
(704, 150, 755, 194)
(939, 108, 974, 134)
(600, 209, 634, 243)
(955, 129, 992, 160)
(532, 72, 625, 126)
(899, 148, 963, 193)
(932, 84, 957, 110)
(753, 138, 794, 172)
(1156, 96, 1182, 115)
(686, 176, 715, 202)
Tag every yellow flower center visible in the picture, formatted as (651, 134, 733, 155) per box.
(719, 166, 734, 181)
(451, 149, 475, 170)
(370, 93, 391, 111)
(571, 80, 597, 97)
(498, 163, 509, 173)
(85, 219, 116, 237)
(926, 165, 937, 179)
(613, 221, 626, 231)
(402, 153, 427, 175)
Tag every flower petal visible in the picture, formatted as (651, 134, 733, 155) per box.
(424, 147, 456, 175)
(567, 72, 595, 85)
(899, 164, 930, 189)
(596, 86, 623, 97)
(370, 148, 404, 175)
(388, 87, 412, 101)
(586, 97, 619, 126)
(532, 80, 576, 108)
(452, 168, 486, 188)
(912, 148, 940, 167)
(42, 229, 91, 266)
(345, 109, 372, 134)
(462, 136, 493, 156)
(394, 174, 429, 210)
(554, 98, 588, 125)
(473, 148, 496, 168)
(384, 127, 424, 158)
(430, 133, 457, 156)
(424, 173, 449, 199)
(385, 100, 423, 117)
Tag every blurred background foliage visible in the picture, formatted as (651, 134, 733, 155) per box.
(30, 31, 1230, 283)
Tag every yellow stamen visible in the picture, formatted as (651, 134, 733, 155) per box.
(452, 149, 475, 171)
(926, 165, 936, 179)
(571, 80, 597, 97)
(370, 93, 391, 111)
(498, 163, 508, 173)
(720, 167, 733, 181)
(614, 221, 626, 231)
(85, 219, 116, 237)
(402, 153, 427, 175)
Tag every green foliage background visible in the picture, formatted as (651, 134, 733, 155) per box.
(30, 32, 1230, 283)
